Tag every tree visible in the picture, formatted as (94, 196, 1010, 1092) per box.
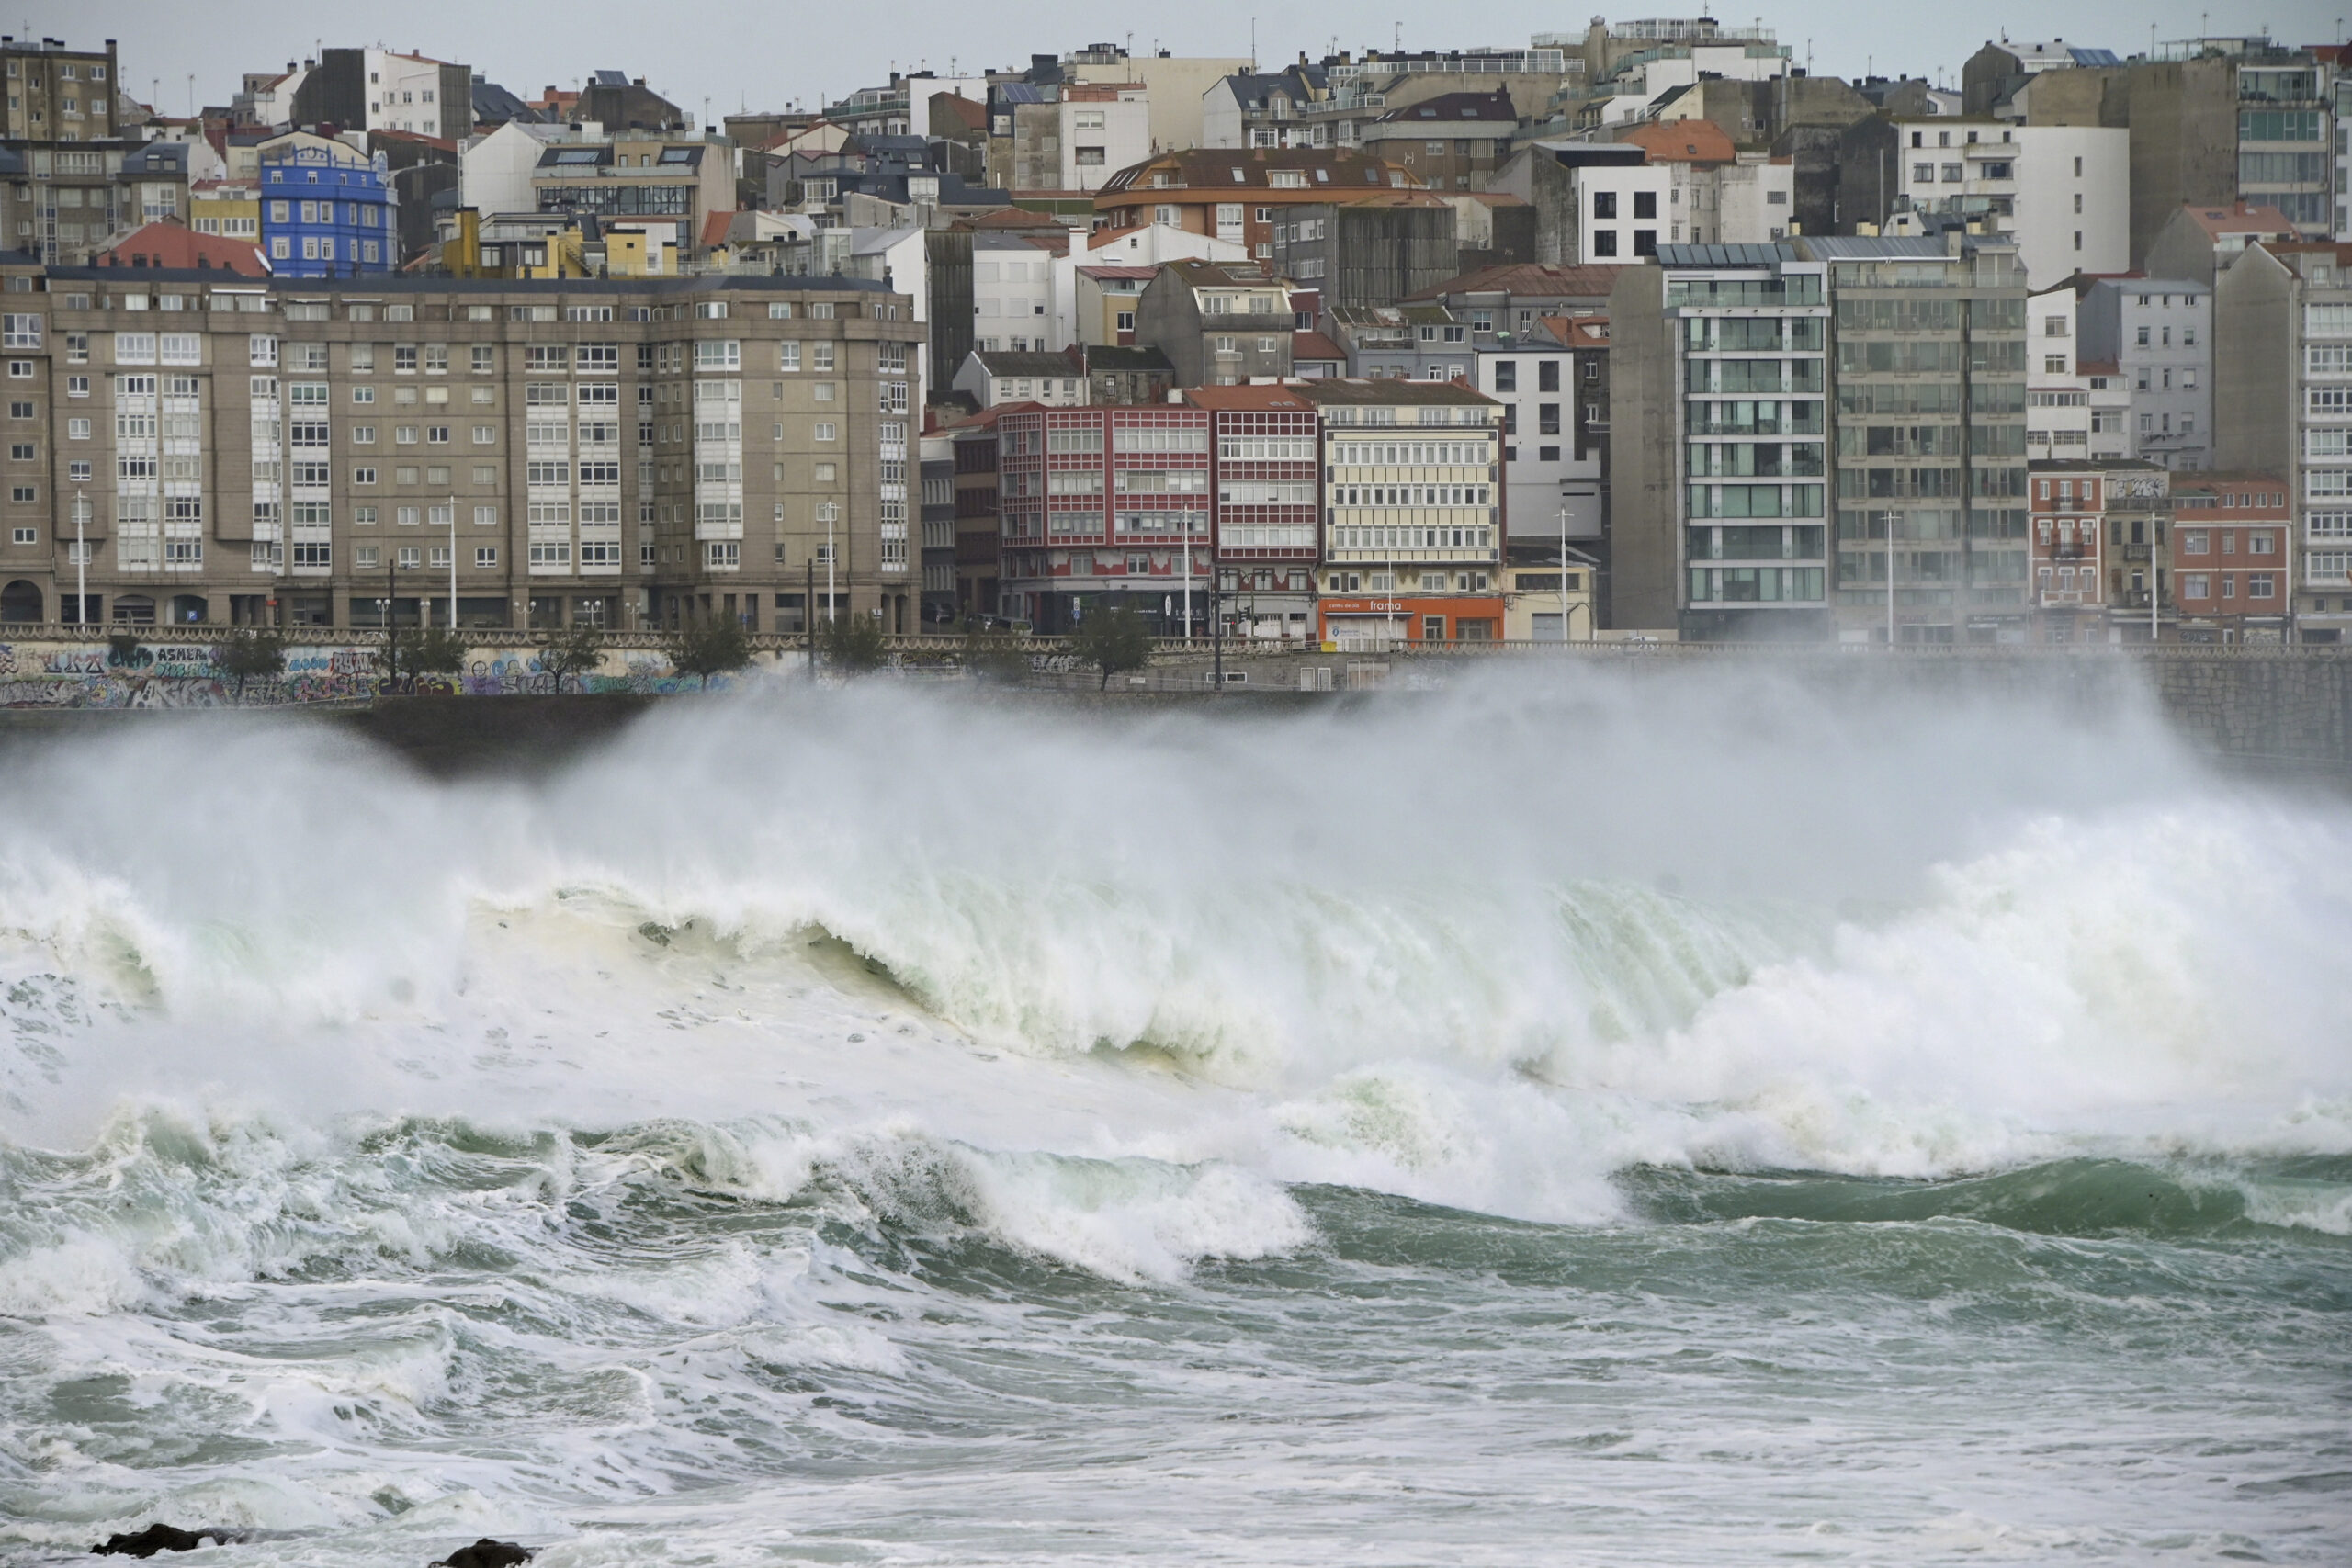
(1069, 600, 1152, 692)
(212, 628, 287, 705)
(400, 625, 469, 680)
(818, 609, 889, 674)
(539, 620, 605, 694)
(373, 625, 467, 683)
(959, 615, 1027, 684)
(668, 614, 753, 690)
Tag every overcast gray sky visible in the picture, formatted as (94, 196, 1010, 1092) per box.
(21, 0, 2333, 122)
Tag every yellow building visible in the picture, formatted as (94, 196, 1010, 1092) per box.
(1501, 558, 1598, 641)
(435, 209, 669, 279)
(188, 181, 260, 243)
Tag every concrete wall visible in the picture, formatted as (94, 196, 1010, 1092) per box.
(2213, 246, 2295, 478)
(1602, 265, 1676, 631)
(0, 634, 755, 708)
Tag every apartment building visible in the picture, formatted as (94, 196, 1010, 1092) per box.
(1286, 377, 1505, 647)
(947, 408, 1003, 619)
(1818, 234, 2032, 643)
(1264, 198, 1457, 310)
(2215, 239, 2352, 643)
(1607, 243, 1831, 640)
(2025, 280, 2130, 465)
(1888, 119, 2127, 284)
(1093, 148, 1425, 259)
(1186, 384, 1320, 642)
(972, 232, 1066, 353)
(919, 430, 956, 624)
(260, 142, 396, 277)
(1325, 305, 1471, 382)
(1616, 120, 1799, 249)
(2025, 458, 2174, 642)
(1356, 93, 1519, 192)
(1134, 261, 1291, 387)
(1009, 85, 1150, 194)
(2168, 470, 2290, 642)
(287, 48, 472, 141)
(1489, 141, 1665, 265)
(0, 141, 193, 267)
(1406, 263, 1619, 342)
(1475, 319, 1609, 545)
(530, 137, 734, 256)
(2077, 277, 2212, 469)
(0, 35, 119, 142)
(0, 265, 922, 635)
(990, 401, 1212, 633)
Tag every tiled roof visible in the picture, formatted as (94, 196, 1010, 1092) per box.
(1407, 262, 1623, 301)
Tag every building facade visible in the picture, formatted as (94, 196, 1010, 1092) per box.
(1607, 243, 1831, 639)
(0, 265, 923, 635)
(260, 142, 396, 277)
(1821, 235, 2031, 643)
(992, 401, 1213, 633)
(2168, 470, 2290, 642)
(2213, 240, 2352, 643)
(2078, 277, 2212, 469)
(1187, 384, 1320, 641)
(1288, 377, 1505, 647)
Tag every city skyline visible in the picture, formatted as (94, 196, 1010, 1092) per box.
(26, 0, 2288, 126)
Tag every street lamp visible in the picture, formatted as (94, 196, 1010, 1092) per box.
(447, 491, 458, 630)
(1883, 508, 1899, 648)
(71, 482, 86, 628)
(1556, 503, 1574, 644)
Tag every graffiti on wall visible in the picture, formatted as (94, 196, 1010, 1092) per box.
(0, 640, 748, 709)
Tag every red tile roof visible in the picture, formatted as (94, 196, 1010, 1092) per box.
(94, 220, 270, 276)
(2182, 200, 2296, 238)
(1621, 118, 1736, 164)
(1290, 330, 1348, 364)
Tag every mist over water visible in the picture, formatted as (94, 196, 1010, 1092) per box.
(1, 665, 2347, 1565)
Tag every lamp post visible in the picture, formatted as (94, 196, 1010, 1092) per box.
(72, 482, 86, 629)
(447, 492, 458, 630)
(1557, 503, 1573, 644)
(1883, 508, 1898, 648)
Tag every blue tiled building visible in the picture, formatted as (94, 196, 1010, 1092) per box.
(260, 143, 395, 276)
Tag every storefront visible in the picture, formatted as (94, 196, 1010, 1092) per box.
(1319, 595, 1505, 648)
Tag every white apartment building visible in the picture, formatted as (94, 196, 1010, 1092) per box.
(1013, 86, 1150, 194)
(364, 51, 464, 140)
(973, 233, 1070, 353)
(2026, 281, 2130, 463)
(1891, 119, 2127, 287)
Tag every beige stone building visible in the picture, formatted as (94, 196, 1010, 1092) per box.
(0, 264, 924, 634)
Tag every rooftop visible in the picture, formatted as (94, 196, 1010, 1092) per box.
(1620, 118, 1737, 164)
(969, 349, 1079, 378)
(1408, 261, 1624, 300)
(1285, 377, 1499, 407)
(1184, 384, 1317, 411)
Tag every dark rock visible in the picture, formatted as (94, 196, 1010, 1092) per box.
(90, 1524, 234, 1557)
(432, 1541, 534, 1568)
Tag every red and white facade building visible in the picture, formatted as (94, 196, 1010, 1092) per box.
(2028, 458, 2174, 642)
(1187, 386, 1322, 642)
(2169, 471, 2292, 643)
(994, 402, 1214, 633)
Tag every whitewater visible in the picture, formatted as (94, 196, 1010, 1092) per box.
(0, 664, 2347, 1566)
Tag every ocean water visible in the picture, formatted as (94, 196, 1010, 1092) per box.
(0, 667, 2347, 1566)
